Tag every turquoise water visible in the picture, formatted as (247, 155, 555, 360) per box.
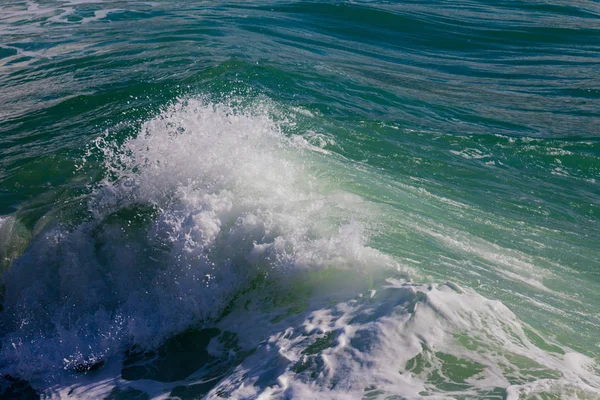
(1, 1, 599, 398)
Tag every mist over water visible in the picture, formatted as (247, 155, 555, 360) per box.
(0, 1, 599, 399)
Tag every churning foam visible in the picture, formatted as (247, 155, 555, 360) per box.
(1, 98, 599, 399)
(204, 279, 600, 399)
(0, 98, 398, 384)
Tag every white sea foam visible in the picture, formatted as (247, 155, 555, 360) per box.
(450, 147, 492, 160)
(56, 276, 600, 399)
(126, 280, 600, 399)
(194, 280, 600, 399)
(0, 98, 399, 384)
(415, 223, 556, 293)
(2, 99, 599, 399)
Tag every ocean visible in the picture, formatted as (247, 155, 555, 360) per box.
(0, 1, 599, 398)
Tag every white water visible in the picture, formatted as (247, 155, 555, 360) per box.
(209, 279, 600, 399)
(1, 99, 598, 398)
(0, 98, 398, 384)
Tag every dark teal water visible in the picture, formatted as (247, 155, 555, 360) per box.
(0, 1, 599, 398)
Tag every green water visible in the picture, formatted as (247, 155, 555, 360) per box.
(0, 1, 599, 399)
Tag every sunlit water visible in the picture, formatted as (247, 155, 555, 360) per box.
(0, 1, 599, 399)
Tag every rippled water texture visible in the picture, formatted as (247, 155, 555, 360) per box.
(0, 1, 599, 399)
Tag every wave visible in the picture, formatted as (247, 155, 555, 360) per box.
(205, 279, 600, 399)
(0, 98, 598, 398)
(0, 98, 399, 383)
